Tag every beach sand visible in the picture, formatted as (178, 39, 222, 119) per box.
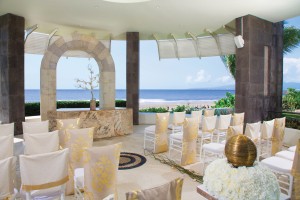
(139, 100, 216, 109)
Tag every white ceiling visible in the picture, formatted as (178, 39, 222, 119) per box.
(1, 0, 300, 40)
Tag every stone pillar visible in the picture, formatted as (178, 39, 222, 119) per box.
(235, 15, 283, 123)
(126, 32, 139, 125)
(0, 13, 25, 135)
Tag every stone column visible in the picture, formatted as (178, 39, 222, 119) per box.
(235, 15, 283, 123)
(0, 13, 25, 135)
(126, 32, 139, 125)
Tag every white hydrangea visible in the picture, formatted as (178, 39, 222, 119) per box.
(203, 159, 280, 200)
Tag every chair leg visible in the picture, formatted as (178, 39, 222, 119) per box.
(26, 192, 32, 200)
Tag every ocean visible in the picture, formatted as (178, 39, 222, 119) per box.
(25, 89, 235, 103)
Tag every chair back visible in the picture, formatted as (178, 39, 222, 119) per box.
(245, 122, 261, 141)
(217, 114, 232, 130)
(0, 123, 14, 136)
(0, 156, 16, 200)
(56, 118, 80, 148)
(271, 117, 286, 156)
(202, 115, 217, 133)
(226, 124, 243, 141)
(126, 177, 184, 200)
(232, 112, 244, 126)
(0, 135, 13, 160)
(172, 111, 186, 126)
(261, 119, 275, 139)
(191, 110, 202, 124)
(292, 139, 300, 199)
(154, 113, 170, 153)
(64, 127, 94, 195)
(181, 118, 199, 166)
(22, 120, 49, 134)
(24, 131, 59, 155)
(20, 148, 69, 192)
(203, 109, 215, 117)
(83, 143, 122, 200)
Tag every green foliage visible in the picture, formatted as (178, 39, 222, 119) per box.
(214, 108, 234, 116)
(139, 107, 169, 113)
(213, 92, 235, 108)
(283, 26, 300, 54)
(282, 88, 300, 111)
(171, 105, 186, 112)
(25, 100, 126, 116)
(224, 54, 236, 79)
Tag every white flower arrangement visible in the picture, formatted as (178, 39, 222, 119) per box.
(203, 158, 280, 200)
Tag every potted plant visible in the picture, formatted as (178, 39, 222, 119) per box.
(75, 64, 99, 111)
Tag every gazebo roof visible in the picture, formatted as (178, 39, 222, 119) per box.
(1, 0, 299, 58)
(1, 0, 299, 40)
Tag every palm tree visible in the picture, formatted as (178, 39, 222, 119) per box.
(224, 26, 300, 79)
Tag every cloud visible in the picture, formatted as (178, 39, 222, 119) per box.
(283, 57, 300, 82)
(217, 75, 234, 83)
(186, 70, 211, 83)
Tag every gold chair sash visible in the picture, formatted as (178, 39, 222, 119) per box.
(22, 176, 69, 192)
(181, 118, 198, 166)
(291, 139, 300, 199)
(154, 114, 170, 153)
(271, 117, 285, 156)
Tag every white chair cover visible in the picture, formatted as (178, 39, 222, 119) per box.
(126, 177, 184, 200)
(203, 109, 215, 117)
(232, 112, 244, 126)
(24, 131, 59, 155)
(217, 114, 232, 130)
(65, 127, 94, 195)
(261, 119, 275, 139)
(271, 117, 286, 156)
(0, 135, 13, 160)
(226, 124, 243, 141)
(56, 118, 80, 148)
(191, 110, 202, 124)
(0, 123, 14, 136)
(0, 156, 16, 200)
(22, 120, 49, 134)
(245, 121, 261, 141)
(83, 143, 122, 200)
(20, 148, 69, 192)
(172, 111, 186, 126)
(202, 116, 217, 132)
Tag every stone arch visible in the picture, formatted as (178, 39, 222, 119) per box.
(40, 33, 115, 120)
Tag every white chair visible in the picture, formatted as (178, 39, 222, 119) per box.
(245, 121, 261, 159)
(191, 110, 202, 128)
(288, 146, 296, 152)
(261, 139, 299, 198)
(275, 150, 295, 161)
(144, 112, 170, 153)
(23, 131, 59, 155)
(0, 156, 17, 200)
(22, 120, 49, 134)
(74, 143, 122, 200)
(170, 111, 186, 134)
(56, 118, 80, 148)
(214, 114, 232, 143)
(19, 148, 69, 200)
(0, 135, 14, 160)
(232, 112, 244, 126)
(169, 117, 199, 166)
(198, 115, 217, 159)
(125, 177, 184, 200)
(0, 122, 14, 136)
(261, 119, 275, 157)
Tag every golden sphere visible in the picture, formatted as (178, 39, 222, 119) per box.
(225, 135, 257, 167)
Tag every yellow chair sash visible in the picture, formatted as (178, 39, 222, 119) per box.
(291, 139, 300, 199)
(22, 176, 69, 192)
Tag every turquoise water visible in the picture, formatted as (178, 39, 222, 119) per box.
(25, 89, 235, 102)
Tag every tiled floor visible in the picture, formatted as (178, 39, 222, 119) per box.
(66, 125, 206, 200)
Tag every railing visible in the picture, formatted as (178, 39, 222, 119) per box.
(268, 111, 300, 130)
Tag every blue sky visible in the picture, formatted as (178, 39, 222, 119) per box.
(25, 16, 300, 89)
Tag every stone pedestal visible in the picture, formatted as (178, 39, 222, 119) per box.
(235, 15, 283, 123)
(126, 32, 140, 125)
(48, 108, 133, 139)
(0, 13, 25, 135)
